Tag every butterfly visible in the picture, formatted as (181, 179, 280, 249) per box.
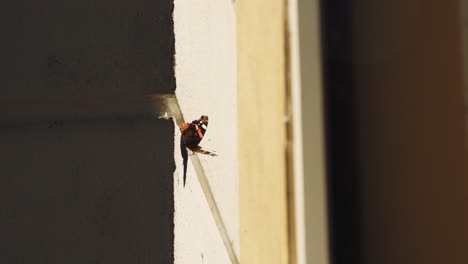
(180, 115, 217, 186)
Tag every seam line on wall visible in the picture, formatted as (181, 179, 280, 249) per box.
(0, 94, 239, 263)
(0, 94, 174, 121)
(166, 95, 240, 264)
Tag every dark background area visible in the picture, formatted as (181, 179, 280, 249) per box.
(321, 1, 468, 264)
(320, 1, 362, 264)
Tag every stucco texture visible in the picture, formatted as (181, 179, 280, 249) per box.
(0, 117, 175, 264)
(174, 0, 239, 263)
(0, 1, 179, 263)
(0, 0, 175, 97)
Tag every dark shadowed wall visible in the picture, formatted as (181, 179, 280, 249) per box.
(0, 0, 175, 96)
(0, 1, 176, 263)
(0, 118, 174, 263)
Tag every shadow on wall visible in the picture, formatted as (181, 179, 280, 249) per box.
(0, 0, 175, 97)
(0, 117, 175, 263)
(0, 1, 178, 263)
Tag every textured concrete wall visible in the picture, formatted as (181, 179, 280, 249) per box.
(0, 118, 175, 263)
(0, 0, 240, 263)
(173, 0, 239, 263)
(0, 0, 174, 96)
(0, 1, 176, 263)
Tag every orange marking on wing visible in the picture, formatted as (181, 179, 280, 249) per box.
(195, 124, 204, 139)
(180, 123, 190, 133)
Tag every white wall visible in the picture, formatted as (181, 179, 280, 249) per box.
(173, 0, 239, 263)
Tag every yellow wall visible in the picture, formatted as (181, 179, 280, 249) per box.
(235, 0, 290, 263)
